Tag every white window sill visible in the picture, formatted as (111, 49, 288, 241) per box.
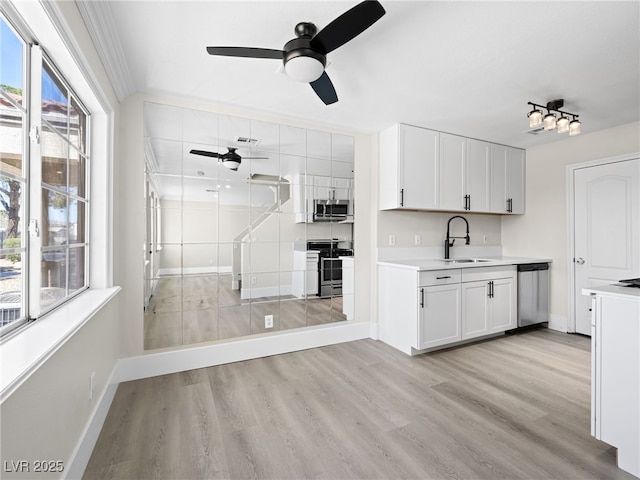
(0, 287, 121, 402)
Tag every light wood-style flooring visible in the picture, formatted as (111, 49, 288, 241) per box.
(145, 274, 345, 350)
(85, 329, 635, 480)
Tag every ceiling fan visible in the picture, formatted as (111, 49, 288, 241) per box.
(189, 147, 268, 171)
(205, 0, 386, 105)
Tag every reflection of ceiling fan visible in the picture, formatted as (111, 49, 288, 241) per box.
(189, 147, 268, 171)
(205, 0, 385, 105)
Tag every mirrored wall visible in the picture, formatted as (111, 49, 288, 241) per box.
(143, 102, 355, 350)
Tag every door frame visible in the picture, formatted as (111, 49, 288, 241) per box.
(566, 152, 640, 333)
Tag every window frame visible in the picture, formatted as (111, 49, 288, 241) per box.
(0, 11, 30, 335)
(1, 8, 92, 337)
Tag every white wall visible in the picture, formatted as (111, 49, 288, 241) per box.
(502, 121, 640, 330)
(377, 210, 502, 250)
(0, 1, 122, 477)
(0, 298, 120, 479)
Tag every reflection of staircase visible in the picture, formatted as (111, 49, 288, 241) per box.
(232, 177, 291, 293)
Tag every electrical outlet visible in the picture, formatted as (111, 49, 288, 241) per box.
(264, 314, 274, 329)
(251, 276, 257, 285)
(483, 234, 488, 244)
(389, 234, 396, 246)
(415, 234, 422, 245)
(89, 372, 96, 400)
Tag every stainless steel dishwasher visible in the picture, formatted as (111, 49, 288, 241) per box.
(517, 263, 550, 327)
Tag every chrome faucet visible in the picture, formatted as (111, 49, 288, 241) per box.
(445, 215, 470, 259)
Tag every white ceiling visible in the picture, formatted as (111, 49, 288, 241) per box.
(80, 1, 640, 149)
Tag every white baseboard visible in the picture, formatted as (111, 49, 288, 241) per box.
(548, 313, 568, 333)
(65, 364, 120, 479)
(118, 321, 370, 382)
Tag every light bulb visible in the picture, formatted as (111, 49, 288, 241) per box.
(557, 115, 569, 133)
(528, 108, 543, 128)
(543, 112, 557, 130)
(569, 118, 581, 136)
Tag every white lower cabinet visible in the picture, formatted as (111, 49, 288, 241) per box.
(461, 275, 515, 340)
(379, 264, 516, 355)
(461, 281, 490, 339)
(419, 283, 462, 349)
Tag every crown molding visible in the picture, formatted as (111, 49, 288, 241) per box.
(75, 0, 135, 101)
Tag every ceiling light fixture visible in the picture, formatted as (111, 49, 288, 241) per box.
(527, 99, 581, 136)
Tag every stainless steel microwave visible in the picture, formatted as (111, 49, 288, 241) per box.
(313, 199, 350, 222)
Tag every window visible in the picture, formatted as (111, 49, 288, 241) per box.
(0, 12, 90, 336)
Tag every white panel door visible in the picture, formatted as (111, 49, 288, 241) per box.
(574, 159, 640, 334)
(461, 281, 489, 340)
(400, 125, 439, 209)
(488, 278, 516, 332)
(490, 144, 508, 213)
(466, 139, 491, 212)
(507, 148, 525, 214)
(419, 284, 461, 349)
(439, 132, 465, 211)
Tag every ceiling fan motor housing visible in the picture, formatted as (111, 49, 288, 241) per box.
(283, 23, 326, 82)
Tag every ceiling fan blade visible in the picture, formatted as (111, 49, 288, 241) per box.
(190, 149, 222, 158)
(310, 0, 385, 54)
(310, 72, 338, 105)
(206, 46, 284, 59)
(244, 156, 270, 160)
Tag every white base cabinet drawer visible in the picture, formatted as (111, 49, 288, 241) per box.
(461, 265, 515, 283)
(419, 269, 461, 286)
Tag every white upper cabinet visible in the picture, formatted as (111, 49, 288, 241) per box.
(490, 144, 509, 213)
(490, 144, 525, 214)
(439, 132, 466, 211)
(508, 148, 525, 214)
(439, 134, 490, 212)
(465, 139, 491, 212)
(380, 124, 524, 214)
(379, 124, 439, 210)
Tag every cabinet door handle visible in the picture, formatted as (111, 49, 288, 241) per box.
(400, 188, 404, 207)
(464, 195, 470, 211)
(436, 276, 451, 279)
(507, 198, 513, 213)
(420, 288, 424, 308)
(487, 281, 494, 298)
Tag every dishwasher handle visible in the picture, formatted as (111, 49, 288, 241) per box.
(517, 263, 549, 272)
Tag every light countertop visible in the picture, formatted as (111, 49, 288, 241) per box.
(378, 256, 552, 272)
(582, 284, 640, 299)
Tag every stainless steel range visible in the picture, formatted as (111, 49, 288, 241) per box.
(307, 240, 353, 298)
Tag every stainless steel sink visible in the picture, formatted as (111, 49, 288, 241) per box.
(437, 258, 492, 264)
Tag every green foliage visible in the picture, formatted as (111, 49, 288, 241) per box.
(1, 84, 22, 95)
(3, 237, 21, 263)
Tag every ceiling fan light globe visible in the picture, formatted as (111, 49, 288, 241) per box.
(222, 160, 241, 171)
(284, 56, 325, 82)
